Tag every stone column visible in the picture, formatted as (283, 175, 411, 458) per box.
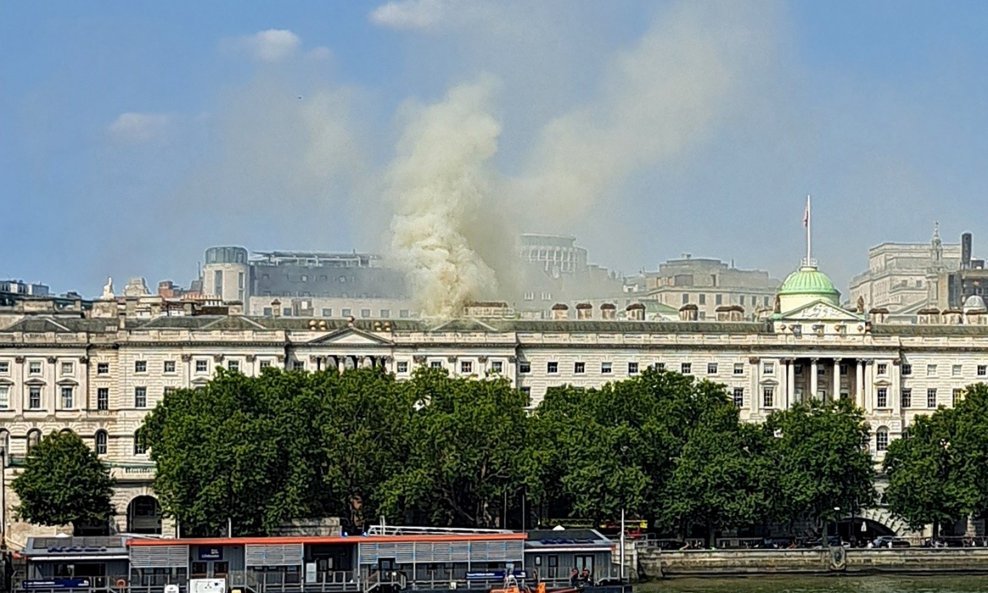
(833, 358, 842, 401)
(864, 361, 875, 413)
(786, 359, 796, 408)
(856, 360, 864, 408)
(749, 358, 760, 415)
(810, 358, 819, 400)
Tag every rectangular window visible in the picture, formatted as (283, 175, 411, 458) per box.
(681, 294, 689, 304)
(519, 361, 531, 373)
(601, 362, 612, 374)
(460, 361, 473, 374)
(732, 387, 744, 408)
(283, 307, 292, 317)
(927, 388, 937, 408)
(342, 308, 352, 318)
(399, 309, 410, 318)
(574, 362, 585, 374)
(840, 364, 849, 376)
(952, 364, 963, 377)
(628, 362, 639, 375)
(733, 363, 744, 375)
(547, 361, 558, 374)
(135, 360, 147, 373)
(901, 388, 911, 408)
(293, 360, 305, 371)
(430, 361, 443, 370)
(259, 360, 271, 369)
(397, 361, 409, 373)
(716, 294, 723, 305)
(321, 308, 333, 317)
(380, 309, 391, 319)
(60, 386, 73, 408)
(134, 438, 146, 455)
(0, 385, 9, 409)
(979, 365, 987, 377)
(762, 386, 774, 408)
(60, 362, 73, 375)
(708, 363, 718, 375)
(490, 361, 503, 374)
(29, 361, 41, 375)
(228, 360, 240, 372)
(902, 364, 912, 376)
(164, 387, 176, 396)
(655, 362, 666, 371)
(877, 363, 888, 376)
(927, 364, 937, 377)
(876, 431, 889, 452)
(361, 309, 371, 318)
(0, 361, 8, 374)
(681, 363, 692, 375)
(195, 360, 208, 373)
(699, 294, 706, 305)
(877, 387, 888, 408)
(953, 389, 964, 407)
(521, 387, 531, 402)
(164, 360, 176, 373)
(763, 362, 774, 375)
(135, 387, 147, 408)
(28, 386, 42, 409)
(794, 364, 803, 375)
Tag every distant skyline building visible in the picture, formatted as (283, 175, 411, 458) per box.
(638, 256, 781, 320)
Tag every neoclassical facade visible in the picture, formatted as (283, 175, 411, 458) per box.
(2, 262, 988, 547)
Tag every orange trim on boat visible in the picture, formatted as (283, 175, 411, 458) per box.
(127, 533, 527, 546)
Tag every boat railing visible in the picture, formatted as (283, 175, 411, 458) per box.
(365, 525, 514, 536)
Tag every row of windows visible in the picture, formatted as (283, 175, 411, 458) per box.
(395, 360, 505, 375)
(521, 361, 750, 376)
(0, 429, 146, 457)
(901, 364, 988, 377)
(0, 385, 181, 411)
(679, 294, 773, 307)
(0, 358, 282, 376)
(262, 307, 412, 318)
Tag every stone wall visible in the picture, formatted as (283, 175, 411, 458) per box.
(639, 548, 988, 578)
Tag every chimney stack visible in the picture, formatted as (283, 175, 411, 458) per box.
(626, 303, 645, 321)
(962, 232, 973, 269)
(678, 303, 699, 322)
(551, 303, 569, 321)
(601, 303, 617, 320)
(576, 303, 592, 320)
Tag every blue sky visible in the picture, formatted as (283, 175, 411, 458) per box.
(3, 0, 988, 297)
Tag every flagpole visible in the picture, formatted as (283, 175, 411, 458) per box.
(806, 195, 812, 266)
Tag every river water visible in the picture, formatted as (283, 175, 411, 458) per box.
(638, 575, 988, 593)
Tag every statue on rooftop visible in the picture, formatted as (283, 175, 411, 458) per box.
(101, 277, 114, 300)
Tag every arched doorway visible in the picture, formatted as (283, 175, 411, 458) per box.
(127, 496, 162, 534)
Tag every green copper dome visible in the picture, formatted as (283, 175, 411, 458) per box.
(778, 265, 840, 303)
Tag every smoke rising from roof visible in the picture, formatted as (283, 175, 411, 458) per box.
(387, 79, 503, 318)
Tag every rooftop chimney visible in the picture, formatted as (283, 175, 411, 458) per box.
(626, 303, 645, 321)
(551, 303, 569, 321)
(576, 303, 592, 320)
(601, 303, 617, 320)
(962, 232, 973, 269)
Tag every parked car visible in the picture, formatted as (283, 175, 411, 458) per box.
(872, 536, 910, 548)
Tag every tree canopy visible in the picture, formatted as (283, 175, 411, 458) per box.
(12, 430, 115, 528)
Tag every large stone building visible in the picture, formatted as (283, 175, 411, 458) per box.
(639, 256, 781, 320)
(3, 258, 988, 547)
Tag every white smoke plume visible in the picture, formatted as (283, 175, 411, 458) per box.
(517, 2, 776, 223)
(387, 79, 503, 318)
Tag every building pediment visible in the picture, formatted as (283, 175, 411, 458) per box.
(306, 327, 394, 347)
(778, 300, 863, 323)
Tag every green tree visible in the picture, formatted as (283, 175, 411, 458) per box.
(764, 398, 876, 538)
(12, 431, 114, 529)
(948, 384, 988, 522)
(666, 403, 774, 545)
(141, 369, 320, 535)
(380, 367, 535, 527)
(883, 410, 968, 537)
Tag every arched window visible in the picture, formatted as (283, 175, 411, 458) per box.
(27, 429, 41, 454)
(876, 426, 890, 452)
(95, 430, 108, 456)
(133, 431, 146, 455)
(60, 428, 74, 435)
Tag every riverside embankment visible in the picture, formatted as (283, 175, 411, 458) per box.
(638, 548, 988, 578)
